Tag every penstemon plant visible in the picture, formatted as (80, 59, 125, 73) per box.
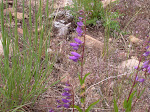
(50, 10, 100, 112)
(114, 37, 150, 112)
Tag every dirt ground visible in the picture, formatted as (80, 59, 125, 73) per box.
(0, 0, 150, 112)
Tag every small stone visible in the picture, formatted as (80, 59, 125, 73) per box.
(118, 58, 141, 77)
(128, 35, 143, 45)
(78, 35, 104, 51)
(0, 39, 4, 56)
(53, 21, 71, 36)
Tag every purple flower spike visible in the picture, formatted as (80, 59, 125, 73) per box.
(62, 99, 70, 103)
(77, 21, 84, 26)
(71, 52, 81, 57)
(64, 104, 70, 108)
(74, 38, 83, 44)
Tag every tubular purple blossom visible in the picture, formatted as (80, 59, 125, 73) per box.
(62, 99, 71, 103)
(63, 104, 70, 108)
(143, 51, 150, 56)
(136, 76, 145, 82)
(76, 26, 83, 36)
(62, 92, 71, 96)
(64, 88, 71, 91)
(70, 43, 79, 47)
(73, 47, 79, 50)
(71, 52, 81, 57)
(77, 21, 84, 26)
(49, 109, 54, 112)
(69, 56, 78, 62)
(74, 38, 83, 44)
(79, 17, 83, 20)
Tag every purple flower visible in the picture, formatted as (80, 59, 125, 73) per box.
(74, 38, 83, 44)
(62, 99, 71, 103)
(71, 52, 81, 57)
(136, 76, 145, 82)
(57, 104, 62, 108)
(66, 83, 70, 86)
(49, 109, 54, 112)
(77, 21, 84, 26)
(70, 43, 79, 47)
(146, 45, 149, 49)
(69, 56, 78, 62)
(66, 96, 71, 99)
(143, 51, 150, 56)
(76, 26, 83, 37)
(73, 46, 79, 50)
(79, 17, 83, 20)
(64, 88, 70, 91)
(62, 92, 71, 96)
(56, 99, 61, 103)
(63, 104, 70, 108)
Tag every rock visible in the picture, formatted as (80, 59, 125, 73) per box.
(0, 0, 13, 5)
(0, 32, 12, 56)
(65, 10, 73, 23)
(17, 28, 23, 35)
(53, 21, 71, 37)
(63, 0, 73, 7)
(3, 8, 14, 15)
(102, 0, 117, 8)
(11, 12, 29, 20)
(128, 35, 143, 45)
(49, 11, 65, 19)
(0, 39, 4, 56)
(118, 57, 140, 76)
(78, 35, 104, 51)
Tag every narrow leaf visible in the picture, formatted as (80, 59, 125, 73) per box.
(74, 105, 83, 112)
(85, 99, 100, 112)
(78, 73, 82, 85)
(114, 98, 118, 112)
(82, 72, 90, 85)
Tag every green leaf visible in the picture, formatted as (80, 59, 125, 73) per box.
(78, 73, 82, 85)
(82, 72, 90, 85)
(126, 90, 137, 111)
(85, 99, 100, 112)
(137, 88, 145, 99)
(74, 105, 83, 112)
(113, 98, 118, 112)
(123, 97, 127, 108)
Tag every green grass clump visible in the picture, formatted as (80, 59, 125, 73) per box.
(66, 0, 120, 35)
(0, 0, 55, 111)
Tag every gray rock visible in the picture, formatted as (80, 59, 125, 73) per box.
(65, 10, 73, 22)
(49, 11, 65, 19)
(53, 21, 71, 36)
(0, 39, 3, 56)
(118, 58, 141, 77)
